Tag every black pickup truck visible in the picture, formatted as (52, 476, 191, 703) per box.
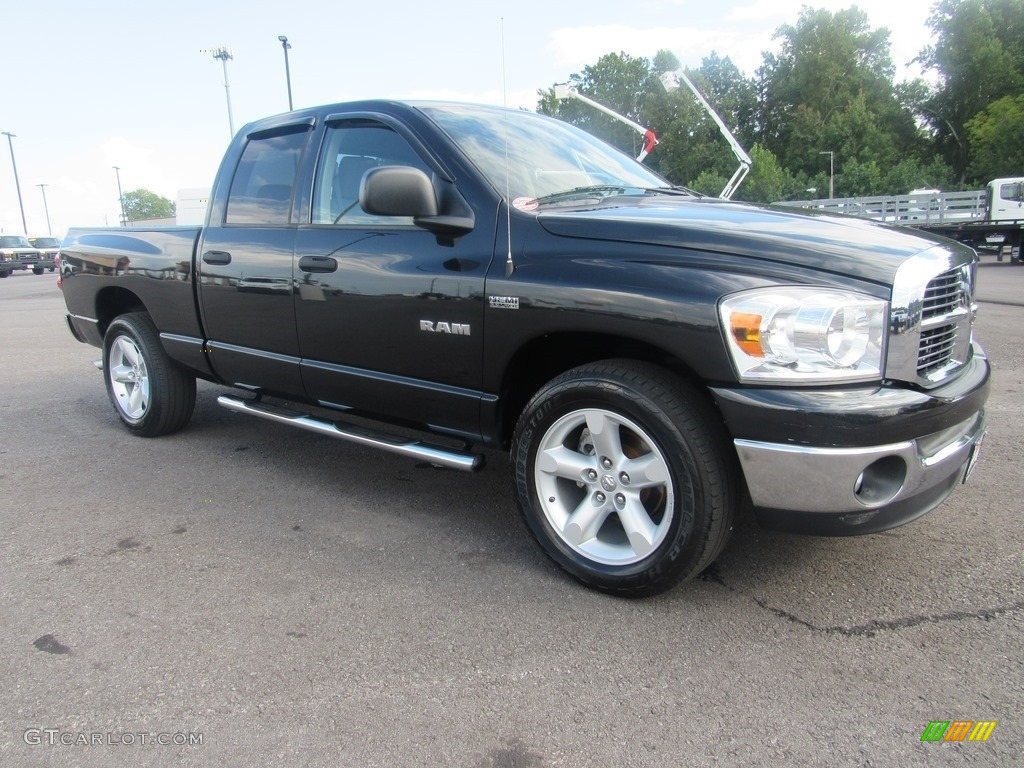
(60, 101, 990, 596)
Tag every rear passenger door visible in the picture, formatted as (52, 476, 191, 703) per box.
(198, 122, 312, 397)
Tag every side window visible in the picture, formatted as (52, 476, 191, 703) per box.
(312, 122, 433, 225)
(1000, 182, 1023, 202)
(226, 127, 309, 225)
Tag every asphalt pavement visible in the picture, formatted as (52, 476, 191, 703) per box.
(0, 265, 1021, 767)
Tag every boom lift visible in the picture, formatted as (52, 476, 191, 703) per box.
(552, 84, 659, 162)
(553, 72, 753, 199)
(660, 71, 752, 200)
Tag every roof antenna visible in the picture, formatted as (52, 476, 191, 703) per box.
(501, 18, 515, 278)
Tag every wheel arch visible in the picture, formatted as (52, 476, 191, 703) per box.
(494, 331, 716, 450)
(94, 286, 148, 336)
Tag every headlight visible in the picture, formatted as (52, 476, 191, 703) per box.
(719, 287, 887, 383)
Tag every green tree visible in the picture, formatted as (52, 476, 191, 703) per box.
(965, 94, 1024, 181)
(121, 189, 175, 221)
(756, 6, 921, 187)
(916, 0, 1024, 183)
(735, 144, 797, 204)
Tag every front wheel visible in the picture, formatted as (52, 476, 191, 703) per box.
(32, 267, 44, 275)
(102, 312, 196, 437)
(512, 360, 737, 597)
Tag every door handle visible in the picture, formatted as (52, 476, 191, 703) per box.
(298, 255, 338, 273)
(202, 250, 232, 265)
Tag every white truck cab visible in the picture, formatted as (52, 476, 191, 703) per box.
(986, 177, 1024, 222)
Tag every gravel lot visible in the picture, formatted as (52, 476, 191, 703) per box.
(1, 259, 1021, 767)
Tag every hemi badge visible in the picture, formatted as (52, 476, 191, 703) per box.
(489, 296, 520, 310)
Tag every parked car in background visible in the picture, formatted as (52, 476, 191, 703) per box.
(27, 236, 61, 274)
(0, 235, 35, 277)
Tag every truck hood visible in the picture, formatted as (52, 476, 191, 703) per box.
(536, 197, 953, 285)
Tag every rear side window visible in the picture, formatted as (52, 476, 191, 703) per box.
(226, 127, 309, 225)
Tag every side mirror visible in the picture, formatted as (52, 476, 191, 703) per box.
(360, 165, 474, 237)
(360, 166, 438, 217)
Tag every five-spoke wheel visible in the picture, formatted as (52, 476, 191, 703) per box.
(102, 312, 196, 437)
(513, 360, 737, 597)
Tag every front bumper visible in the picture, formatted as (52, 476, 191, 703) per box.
(711, 343, 990, 535)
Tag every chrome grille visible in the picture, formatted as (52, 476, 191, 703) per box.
(917, 324, 958, 376)
(922, 268, 964, 319)
(916, 266, 968, 376)
(888, 246, 976, 388)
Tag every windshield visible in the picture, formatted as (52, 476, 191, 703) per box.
(420, 104, 671, 207)
(29, 237, 60, 247)
(0, 236, 32, 248)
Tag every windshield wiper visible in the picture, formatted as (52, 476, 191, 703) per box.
(532, 184, 702, 208)
(532, 185, 628, 205)
(643, 186, 703, 198)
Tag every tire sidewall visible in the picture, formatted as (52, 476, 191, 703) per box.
(514, 375, 710, 592)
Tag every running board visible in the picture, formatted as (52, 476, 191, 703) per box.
(217, 395, 485, 472)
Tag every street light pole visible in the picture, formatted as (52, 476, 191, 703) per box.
(2, 131, 28, 233)
(37, 183, 51, 235)
(113, 166, 126, 227)
(278, 36, 293, 110)
(212, 47, 235, 138)
(819, 150, 835, 199)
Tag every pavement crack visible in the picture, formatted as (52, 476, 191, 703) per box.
(753, 597, 1024, 637)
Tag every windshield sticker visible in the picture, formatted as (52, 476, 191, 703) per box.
(512, 197, 539, 212)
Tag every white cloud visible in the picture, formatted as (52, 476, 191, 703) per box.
(728, 0, 805, 23)
(546, 23, 774, 76)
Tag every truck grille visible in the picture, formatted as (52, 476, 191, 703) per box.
(918, 323, 958, 376)
(917, 267, 967, 376)
(922, 268, 964, 319)
(888, 247, 976, 388)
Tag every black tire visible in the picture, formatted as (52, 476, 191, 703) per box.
(32, 267, 43, 275)
(512, 360, 737, 597)
(102, 312, 196, 437)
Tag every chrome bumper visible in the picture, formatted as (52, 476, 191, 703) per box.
(735, 411, 986, 514)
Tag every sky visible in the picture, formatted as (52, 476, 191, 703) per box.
(2, 0, 939, 236)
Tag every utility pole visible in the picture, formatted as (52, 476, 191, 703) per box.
(2, 131, 28, 233)
(819, 151, 835, 199)
(37, 183, 51, 235)
(212, 48, 235, 138)
(278, 36, 293, 110)
(113, 166, 126, 227)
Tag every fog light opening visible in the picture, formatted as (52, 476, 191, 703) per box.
(854, 456, 907, 507)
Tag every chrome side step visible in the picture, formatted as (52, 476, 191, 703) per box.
(217, 394, 485, 472)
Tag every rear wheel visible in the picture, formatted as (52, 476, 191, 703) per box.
(512, 360, 737, 597)
(32, 267, 44, 275)
(102, 312, 196, 436)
